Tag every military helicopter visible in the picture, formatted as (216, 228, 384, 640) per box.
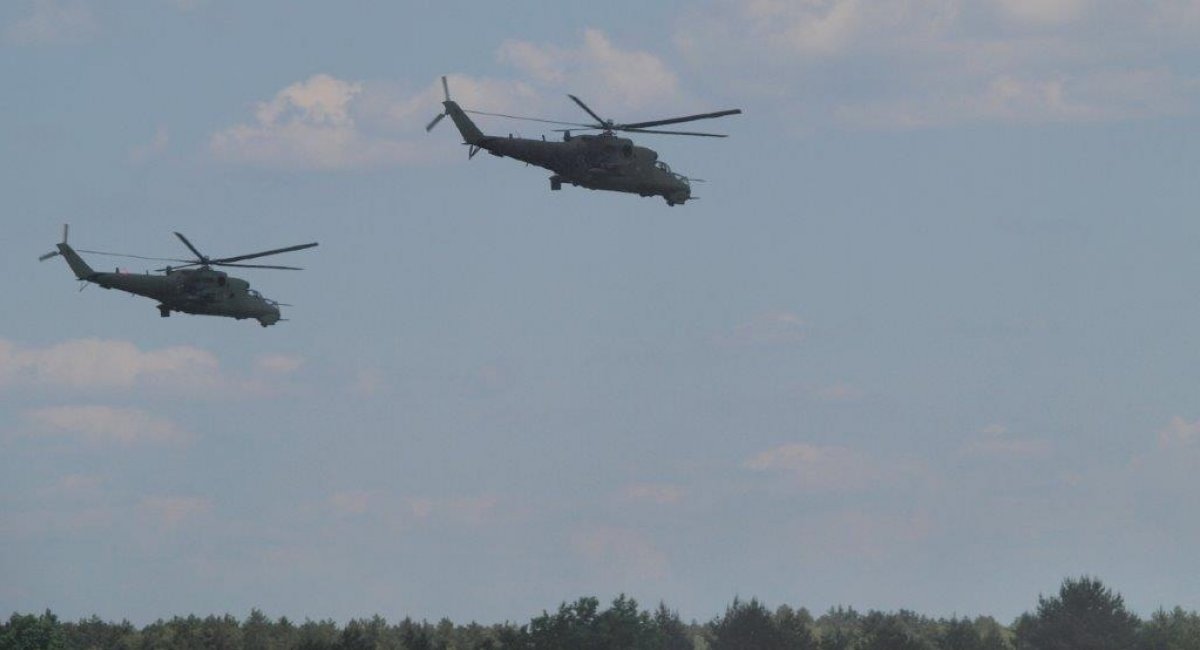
(40, 226, 318, 327)
(426, 77, 741, 206)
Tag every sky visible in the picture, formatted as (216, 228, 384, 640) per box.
(3, 0, 1200, 627)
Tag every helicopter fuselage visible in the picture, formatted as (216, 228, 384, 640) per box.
(473, 132, 693, 205)
(56, 243, 282, 326)
(441, 100, 693, 205)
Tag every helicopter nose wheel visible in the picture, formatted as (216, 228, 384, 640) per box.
(550, 176, 562, 191)
(158, 306, 170, 318)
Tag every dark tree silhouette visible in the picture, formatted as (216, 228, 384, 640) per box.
(815, 606, 862, 650)
(772, 605, 817, 650)
(1137, 607, 1200, 650)
(1, 611, 65, 650)
(650, 602, 694, 650)
(710, 597, 788, 650)
(858, 610, 935, 650)
(1015, 576, 1140, 650)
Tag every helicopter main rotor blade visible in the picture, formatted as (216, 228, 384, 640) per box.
(213, 262, 305, 270)
(174, 232, 207, 261)
(441, 75, 450, 102)
(210, 242, 318, 265)
(464, 109, 594, 128)
(616, 108, 742, 130)
(567, 94, 607, 127)
(619, 127, 728, 137)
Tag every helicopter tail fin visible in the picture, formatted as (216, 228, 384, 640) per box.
(426, 76, 485, 146)
(57, 242, 97, 280)
(39, 224, 97, 280)
(444, 101, 484, 145)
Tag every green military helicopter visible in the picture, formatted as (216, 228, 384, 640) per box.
(426, 77, 741, 206)
(40, 226, 317, 327)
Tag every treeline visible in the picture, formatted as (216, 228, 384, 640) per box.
(5, 576, 1200, 649)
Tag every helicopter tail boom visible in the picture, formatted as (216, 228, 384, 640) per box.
(55, 242, 97, 280)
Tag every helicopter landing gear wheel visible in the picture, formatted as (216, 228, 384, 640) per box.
(550, 176, 562, 191)
(158, 306, 170, 318)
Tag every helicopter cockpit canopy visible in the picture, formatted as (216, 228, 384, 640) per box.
(656, 160, 690, 187)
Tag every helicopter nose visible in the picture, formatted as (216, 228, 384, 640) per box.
(258, 305, 281, 327)
(669, 185, 690, 205)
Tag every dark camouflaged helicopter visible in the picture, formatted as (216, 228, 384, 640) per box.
(40, 226, 317, 327)
(426, 77, 741, 206)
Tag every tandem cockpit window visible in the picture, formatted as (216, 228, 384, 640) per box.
(655, 161, 672, 173)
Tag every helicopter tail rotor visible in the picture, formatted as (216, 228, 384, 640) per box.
(425, 113, 446, 132)
(425, 75, 452, 132)
(425, 76, 486, 148)
(38, 224, 69, 261)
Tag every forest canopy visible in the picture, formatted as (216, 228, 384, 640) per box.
(4, 576, 1199, 649)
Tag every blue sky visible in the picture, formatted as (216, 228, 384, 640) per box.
(3, 0, 1200, 626)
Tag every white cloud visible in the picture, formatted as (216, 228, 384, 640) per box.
(745, 442, 926, 492)
(790, 508, 934, 559)
(622, 483, 685, 505)
(0, 337, 219, 389)
(349, 367, 387, 396)
(407, 496, 434, 519)
(745, 443, 879, 491)
(401, 494, 501, 526)
(837, 69, 1193, 128)
(674, 0, 1200, 128)
(572, 525, 668, 580)
(129, 125, 169, 163)
(497, 28, 681, 111)
(1159, 416, 1200, 449)
(739, 0, 874, 56)
(210, 31, 694, 170)
(994, 0, 1088, 25)
(25, 405, 189, 445)
(255, 354, 304, 374)
(210, 72, 539, 171)
(36, 474, 105, 501)
(963, 428, 1051, 458)
(168, 0, 205, 11)
(0, 338, 300, 398)
(411, 74, 540, 116)
(1151, 1, 1200, 32)
(5, 0, 97, 46)
(211, 74, 427, 170)
(676, 0, 958, 61)
(814, 382, 863, 402)
(138, 495, 212, 527)
(329, 490, 373, 516)
(720, 311, 806, 345)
